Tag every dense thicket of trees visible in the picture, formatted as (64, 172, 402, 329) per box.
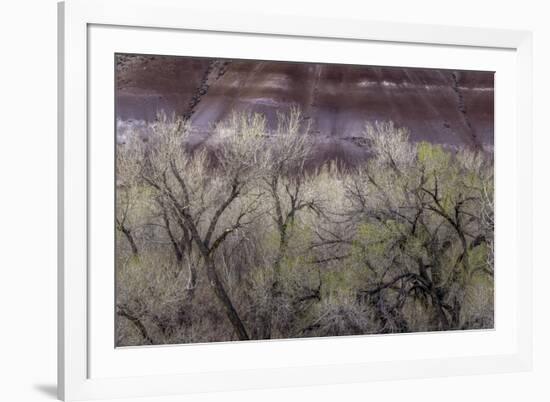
(115, 109, 494, 346)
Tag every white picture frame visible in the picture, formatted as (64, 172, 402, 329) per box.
(58, 0, 533, 400)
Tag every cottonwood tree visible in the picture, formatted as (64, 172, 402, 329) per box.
(253, 107, 324, 338)
(346, 122, 493, 332)
(122, 111, 266, 341)
(116, 132, 146, 257)
(115, 111, 494, 345)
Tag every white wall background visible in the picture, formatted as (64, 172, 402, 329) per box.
(0, 1, 547, 401)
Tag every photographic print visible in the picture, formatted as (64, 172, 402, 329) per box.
(115, 54, 494, 346)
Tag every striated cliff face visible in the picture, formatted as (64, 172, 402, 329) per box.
(116, 54, 493, 164)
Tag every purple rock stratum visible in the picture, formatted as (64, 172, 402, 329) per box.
(116, 54, 494, 164)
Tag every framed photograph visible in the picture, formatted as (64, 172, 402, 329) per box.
(58, 0, 533, 400)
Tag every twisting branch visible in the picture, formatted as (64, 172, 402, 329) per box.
(116, 305, 153, 345)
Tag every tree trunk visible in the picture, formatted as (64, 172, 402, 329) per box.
(204, 257, 249, 340)
(117, 306, 153, 344)
(119, 224, 139, 256)
(431, 291, 450, 330)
